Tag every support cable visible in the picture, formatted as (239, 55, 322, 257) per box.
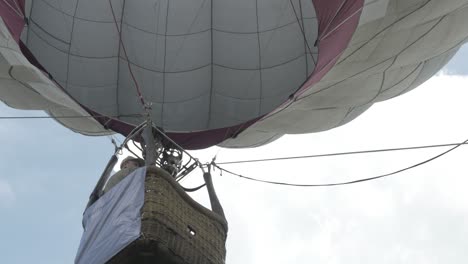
(1, 110, 467, 164)
(124, 143, 143, 159)
(181, 183, 207, 193)
(212, 138, 468, 187)
(2, 0, 24, 18)
(107, 0, 147, 109)
(0, 114, 142, 119)
(2, 112, 467, 164)
(216, 142, 468, 165)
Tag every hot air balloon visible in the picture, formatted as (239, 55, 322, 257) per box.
(1, 0, 468, 263)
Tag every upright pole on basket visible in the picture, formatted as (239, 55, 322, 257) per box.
(143, 111, 158, 166)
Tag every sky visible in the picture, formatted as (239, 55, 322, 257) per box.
(1, 45, 468, 263)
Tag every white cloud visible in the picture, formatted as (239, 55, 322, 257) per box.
(0, 179, 16, 207)
(189, 73, 468, 264)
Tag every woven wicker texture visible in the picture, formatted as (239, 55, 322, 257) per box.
(108, 166, 228, 264)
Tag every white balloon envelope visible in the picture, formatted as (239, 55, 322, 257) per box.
(0, 0, 467, 149)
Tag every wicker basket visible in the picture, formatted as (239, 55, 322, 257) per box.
(108, 166, 228, 264)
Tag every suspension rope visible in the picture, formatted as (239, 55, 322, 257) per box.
(181, 183, 207, 193)
(107, 0, 147, 109)
(212, 138, 468, 187)
(2, 0, 24, 18)
(109, 136, 120, 153)
(216, 141, 468, 165)
(124, 144, 143, 159)
(0, 113, 142, 120)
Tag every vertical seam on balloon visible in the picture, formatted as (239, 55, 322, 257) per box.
(24, 1, 32, 43)
(217, 127, 232, 146)
(116, 0, 127, 119)
(380, 62, 423, 95)
(153, 0, 161, 118)
(393, 62, 425, 98)
(337, 107, 355, 127)
(206, 0, 214, 129)
(289, 0, 317, 65)
(25, 0, 34, 46)
(255, 0, 263, 116)
(161, 0, 170, 127)
(298, 0, 309, 78)
(65, 0, 81, 91)
(24, 0, 33, 17)
(109, 0, 147, 108)
(377, 65, 387, 103)
(163, 1, 208, 74)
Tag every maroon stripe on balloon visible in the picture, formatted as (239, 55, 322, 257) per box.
(298, 0, 364, 95)
(88, 107, 263, 150)
(0, 0, 25, 42)
(261, 0, 364, 121)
